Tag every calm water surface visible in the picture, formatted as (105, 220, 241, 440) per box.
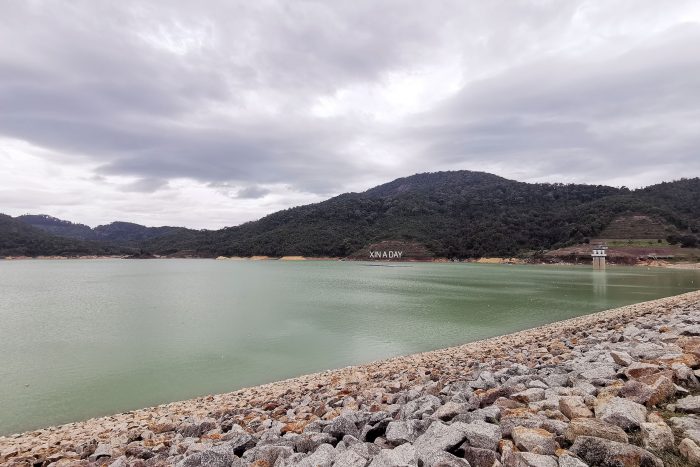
(0, 259, 698, 434)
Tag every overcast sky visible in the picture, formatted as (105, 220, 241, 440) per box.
(1, 1, 699, 229)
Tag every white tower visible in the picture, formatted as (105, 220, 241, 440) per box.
(591, 244, 608, 269)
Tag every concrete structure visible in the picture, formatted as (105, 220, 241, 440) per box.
(591, 244, 608, 269)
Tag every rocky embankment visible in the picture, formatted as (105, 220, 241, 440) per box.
(3, 292, 700, 467)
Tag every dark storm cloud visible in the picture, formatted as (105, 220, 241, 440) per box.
(1, 0, 699, 205)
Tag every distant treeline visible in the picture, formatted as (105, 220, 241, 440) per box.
(3, 171, 699, 258)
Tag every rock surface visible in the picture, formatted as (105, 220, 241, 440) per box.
(2, 290, 700, 466)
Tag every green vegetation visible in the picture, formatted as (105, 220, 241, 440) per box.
(17, 215, 191, 245)
(143, 172, 700, 259)
(4, 172, 700, 258)
(667, 234, 699, 248)
(0, 215, 130, 257)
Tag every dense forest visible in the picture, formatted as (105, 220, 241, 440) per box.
(2, 171, 699, 258)
(16, 215, 191, 245)
(0, 215, 131, 257)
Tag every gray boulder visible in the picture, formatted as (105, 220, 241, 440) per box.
(334, 448, 371, 467)
(417, 449, 471, 467)
(414, 421, 467, 453)
(677, 395, 700, 414)
(226, 432, 256, 455)
(504, 452, 557, 467)
(570, 436, 662, 467)
(108, 456, 128, 467)
(296, 443, 335, 467)
(458, 421, 501, 452)
(88, 442, 112, 462)
(609, 351, 633, 366)
(368, 443, 418, 467)
(175, 444, 242, 467)
(177, 418, 217, 438)
(400, 395, 442, 420)
(458, 445, 500, 467)
(242, 445, 294, 465)
(386, 420, 423, 446)
(595, 397, 647, 430)
(670, 416, 700, 433)
(580, 365, 617, 382)
(294, 432, 337, 453)
(433, 402, 471, 421)
(558, 455, 588, 467)
(640, 422, 674, 451)
(324, 414, 361, 439)
(454, 406, 500, 424)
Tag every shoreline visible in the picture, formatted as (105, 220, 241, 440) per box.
(3, 255, 699, 269)
(2, 290, 700, 465)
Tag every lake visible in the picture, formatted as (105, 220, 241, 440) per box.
(0, 259, 698, 435)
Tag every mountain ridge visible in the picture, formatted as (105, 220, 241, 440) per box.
(3, 171, 700, 258)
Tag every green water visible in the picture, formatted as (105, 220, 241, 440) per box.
(0, 260, 698, 435)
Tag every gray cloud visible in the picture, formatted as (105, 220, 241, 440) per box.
(121, 178, 169, 193)
(399, 23, 700, 184)
(234, 186, 271, 199)
(1, 0, 699, 227)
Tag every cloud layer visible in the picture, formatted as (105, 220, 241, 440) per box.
(1, 0, 699, 227)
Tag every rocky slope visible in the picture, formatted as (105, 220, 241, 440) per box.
(2, 291, 700, 466)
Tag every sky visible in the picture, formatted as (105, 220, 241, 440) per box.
(1, 1, 699, 229)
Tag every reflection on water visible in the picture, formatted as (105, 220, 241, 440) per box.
(593, 270, 608, 297)
(0, 260, 698, 434)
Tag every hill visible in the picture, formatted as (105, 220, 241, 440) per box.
(16, 215, 193, 246)
(15, 214, 95, 240)
(597, 214, 676, 239)
(6, 171, 700, 259)
(0, 215, 131, 257)
(143, 171, 700, 259)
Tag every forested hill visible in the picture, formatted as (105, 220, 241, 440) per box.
(0, 214, 131, 257)
(16, 215, 192, 245)
(143, 171, 700, 258)
(3, 171, 700, 258)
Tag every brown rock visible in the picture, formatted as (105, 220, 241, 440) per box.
(638, 373, 675, 406)
(511, 426, 558, 455)
(281, 421, 307, 434)
(559, 397, 593, 420)
(619, 380, 653, 405)
(564, 418, 628, 444)
(678, 336, 700, 358)
(479, 386, 519, 407)
(150, 421, 175, 434)
(512, 388, 545, 404)
(619, 373, 674, 408)
(625, 362, 660, 379)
